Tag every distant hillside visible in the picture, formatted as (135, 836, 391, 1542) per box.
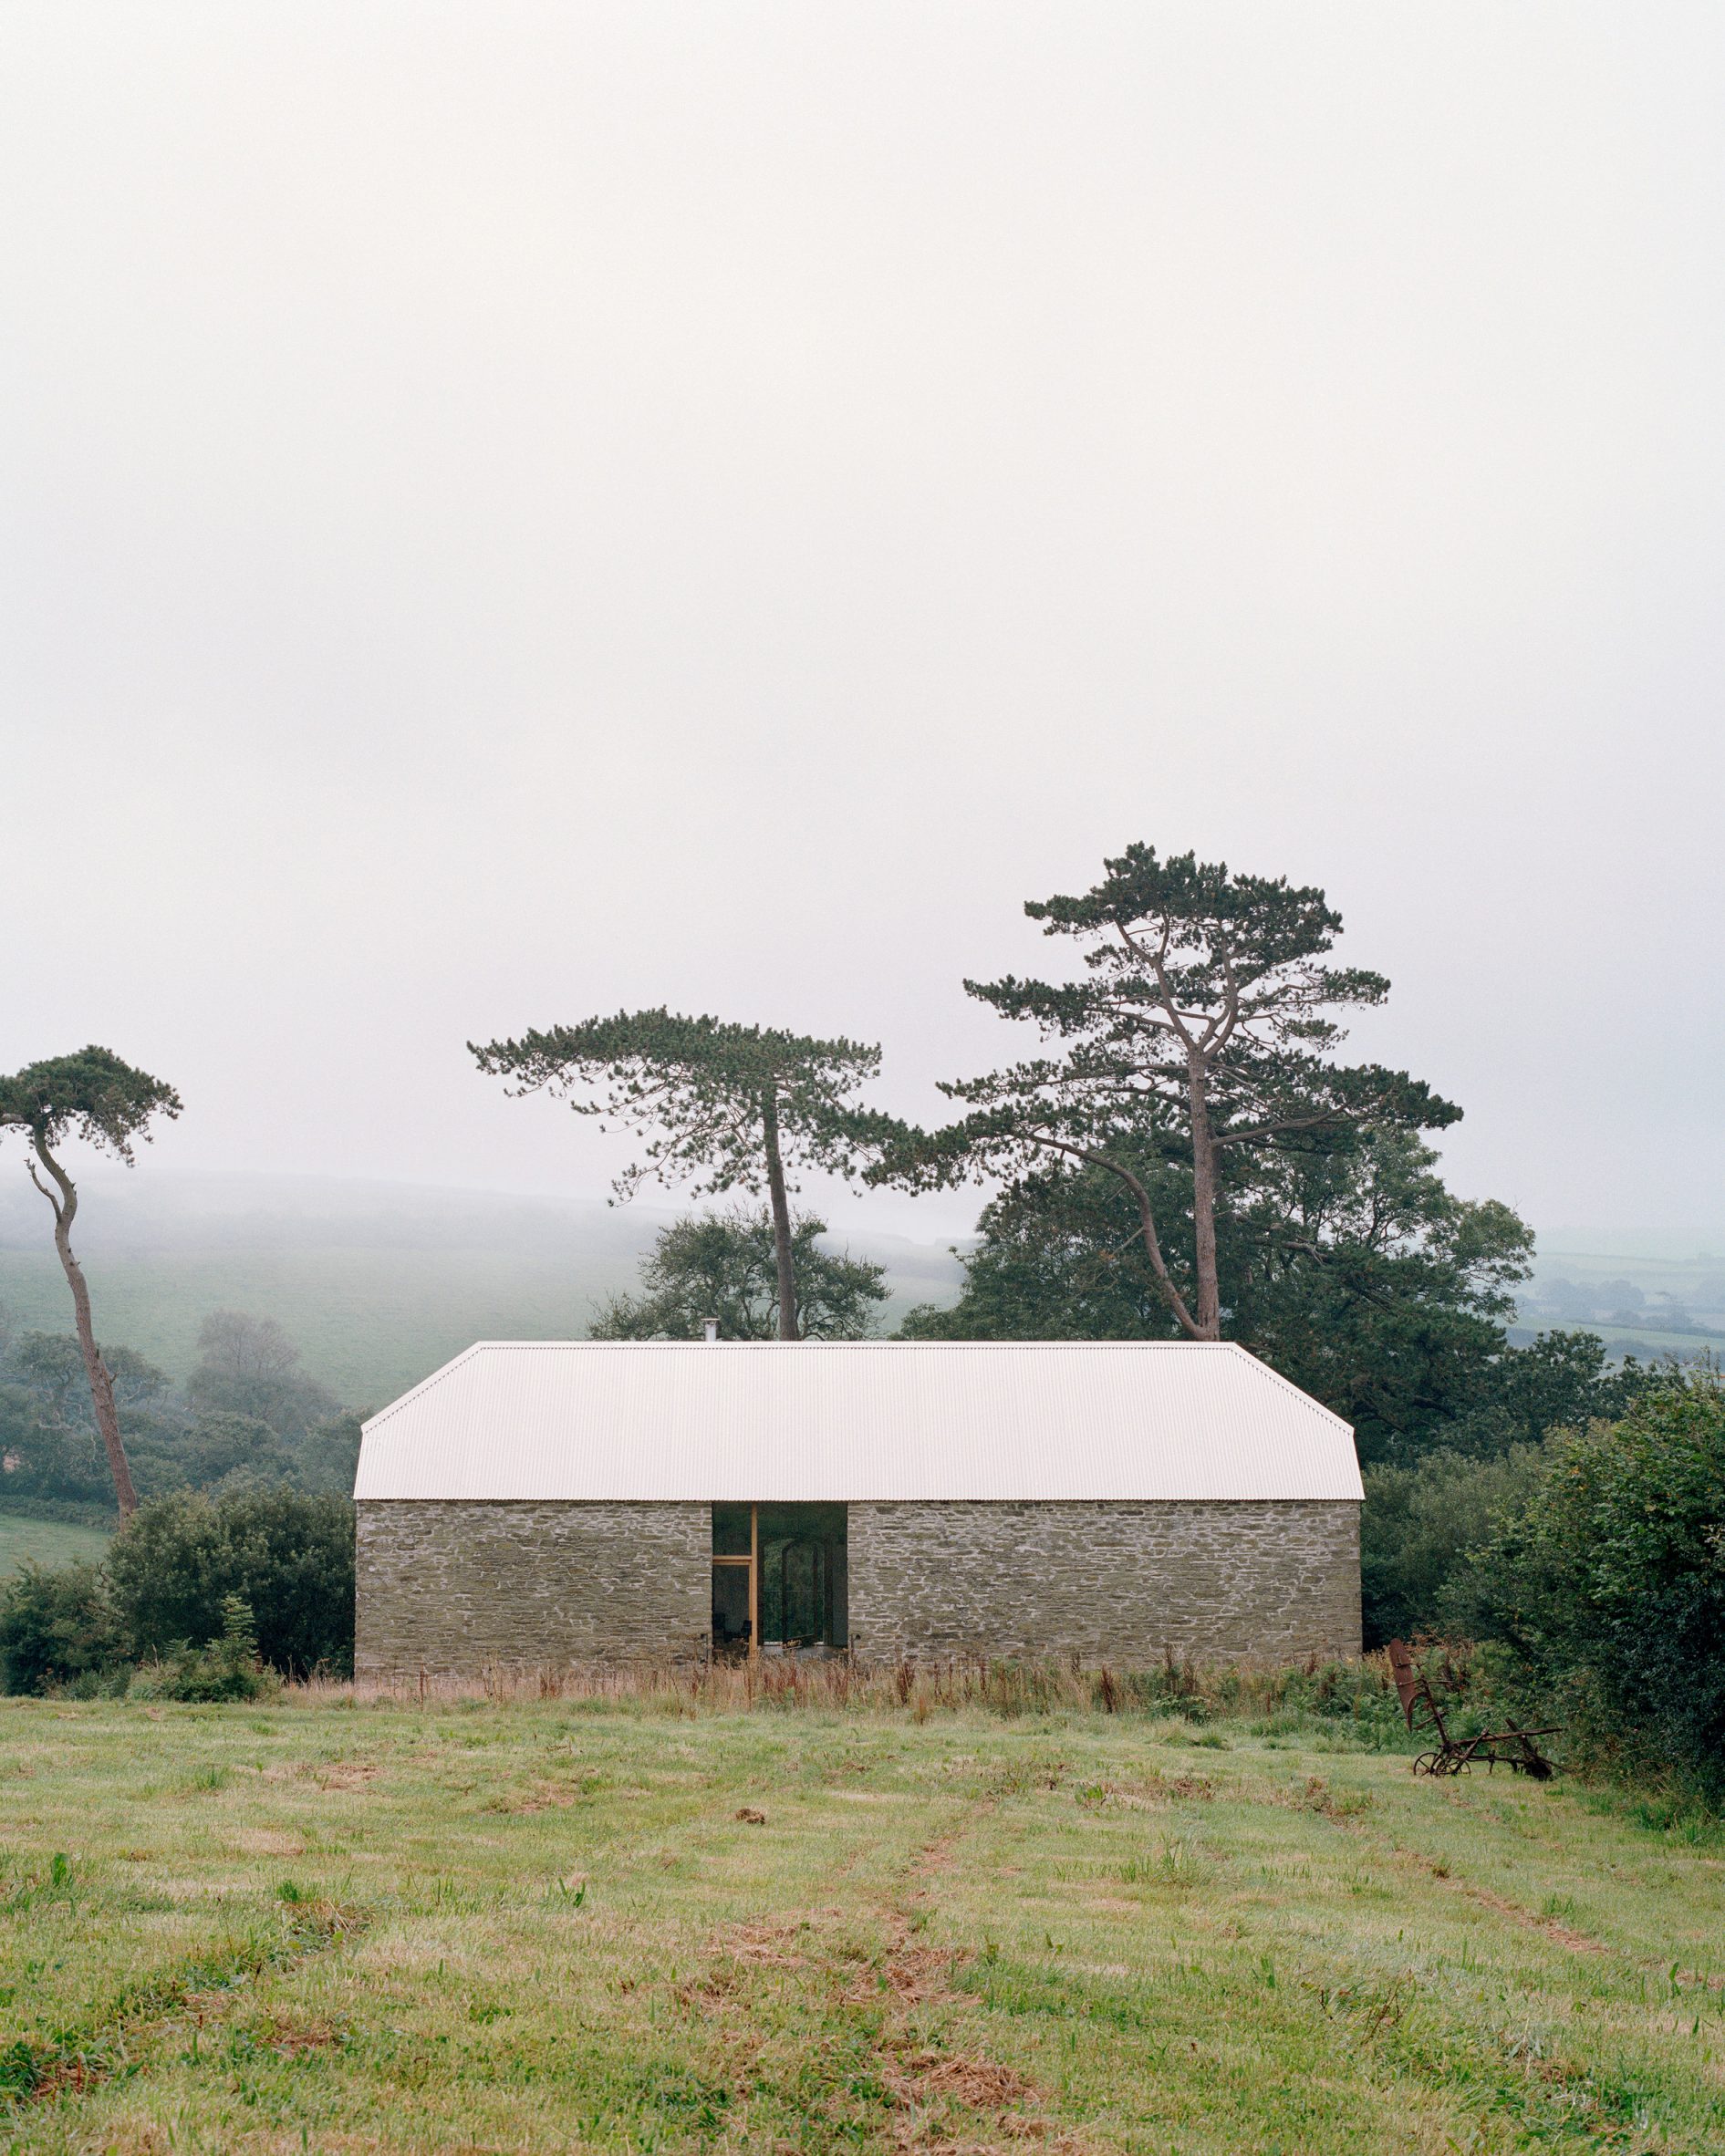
(0, 1173, 965, 1409)
(1515, 1237, 1725, 1361)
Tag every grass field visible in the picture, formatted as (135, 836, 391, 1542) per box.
(2, 1695, 1722, 2152)
(0, 1513, 110, 1577)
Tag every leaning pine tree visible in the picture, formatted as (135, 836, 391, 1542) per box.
(470, 1010, 880, 1340)
(0, 1046, 183, 1517)
(870, 845, 1458, 1342)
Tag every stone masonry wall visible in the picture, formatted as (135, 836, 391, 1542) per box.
(357, 1498, 1361, 1678)
(847, 1500, 1360, 1664)
(355, 1500, 710, 1679)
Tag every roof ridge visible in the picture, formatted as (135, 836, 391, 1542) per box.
(360, 1341, 492, 1435)
(1217, 1342, 1355, 1435)
(423, 1337, 1234, 1351)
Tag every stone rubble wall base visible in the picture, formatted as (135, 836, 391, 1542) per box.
(354, 1497, 1361, 1681)
(355, 1499, 711, 1681)
(847, 1498, 1360, 1665)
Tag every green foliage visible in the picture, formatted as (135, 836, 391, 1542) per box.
(0, 1330, 173, 1507)
(0, 1045, 182, 1164)
(589, 1208, 888, 1342)
(130, 1594, 279, 1703)
(1360, 1446, 1545, 1647)
(471, 1007, 881, 1208)
(7, 1331, 91, 1419)
(902, 1137, 1564, 1471)
(172, 1410, 292, 1492)
(1, 1486, 351, 1693)
(0, 1377, 111, 1505)
(105, 1487, 355, 1678)
(473, 1006, 888, 1338)
(899, 1156, 1190, 1342)
(1468, 1370, 1725, 1803)
(1430, 1327, 1656, 1456)
(0, 1560, 124, 1695)
(0, 1310, 362, 1508)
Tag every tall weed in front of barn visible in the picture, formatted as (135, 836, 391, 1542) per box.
(355, 1645, 1425, 1755)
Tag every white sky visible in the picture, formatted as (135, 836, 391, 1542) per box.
(3, 5, 1721, 1247)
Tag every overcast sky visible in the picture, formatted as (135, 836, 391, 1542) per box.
(3, 5, 1721, 1249)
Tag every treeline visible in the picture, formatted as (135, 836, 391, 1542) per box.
(0, 1306, 360, 1515)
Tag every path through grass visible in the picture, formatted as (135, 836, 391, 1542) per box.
(1, 1697, 1721, 2152)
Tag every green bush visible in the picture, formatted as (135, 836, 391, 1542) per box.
(1469, 1369, 1725, 1804)
(105, 1486, 355, 1678)
(0, 1560, 125, 1695)
(130, 1594, 280, 1703)
(1360, 1445, 1544, 1646)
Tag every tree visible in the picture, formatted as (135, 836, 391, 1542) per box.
(899, 1129, 1544, 1461)
(105, 1485, 356, 1678)
(296, 1410, 365, 1497)
(589, 1207, 889, 1342)
(0, 1332, 181, 1508)
(0, 1048, 182, 1517)
(1358, 1445, 1545, 1647)
(6, 1332, 91, 1425)
(186, 1310, 336, 1438)
(177, 1409, 290, 1492)
(872, 846, 1456, 1342)
(472, 1009, 880, 1341)
(0, 1561, 123, 1695)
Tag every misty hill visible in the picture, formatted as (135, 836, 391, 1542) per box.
(0, 1173, 964, 1409)
(1514, 1239, 1725, 1359)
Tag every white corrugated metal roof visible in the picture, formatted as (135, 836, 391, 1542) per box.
(355, 1341, 1360, 1504)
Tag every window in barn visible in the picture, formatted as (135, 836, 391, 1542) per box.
(711, 1503, 847, 1657)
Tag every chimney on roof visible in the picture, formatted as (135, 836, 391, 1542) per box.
(702, 1317, 720, 1343)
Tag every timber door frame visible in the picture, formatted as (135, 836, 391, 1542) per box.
(711, 1501, 760, 1658)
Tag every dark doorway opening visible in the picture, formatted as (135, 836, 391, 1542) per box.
(712, 1503, 847, 1656)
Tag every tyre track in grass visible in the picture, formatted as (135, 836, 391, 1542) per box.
(869, 1782, 1104, 2148)
(1200, 1767, 1720, 2150)
(686, 1781, 1087, 2149)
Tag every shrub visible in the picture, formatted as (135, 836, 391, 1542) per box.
(1360, 1445, 1544, 1646)
(106, 1486, 355, 1677)
(130, 1594, 280, 1703)
(0, 1560, 125, 1695)
(1468, 1369, 1725, 1804)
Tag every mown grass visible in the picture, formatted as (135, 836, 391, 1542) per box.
(0, 1514, 110, 1579)
(1, 1690, 1722, 2153)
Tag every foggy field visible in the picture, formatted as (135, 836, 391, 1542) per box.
(0, 1515, 109, 1578)
(3, 1699, 1722, 2153)
(0, 1176, 964, 1405)
(0, 1244, 644, 1410)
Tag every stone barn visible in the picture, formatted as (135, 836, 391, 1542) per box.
(352, 1340, 1362, 1680)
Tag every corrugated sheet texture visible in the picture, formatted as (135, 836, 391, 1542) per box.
(355, 1341, 1361, 1504)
